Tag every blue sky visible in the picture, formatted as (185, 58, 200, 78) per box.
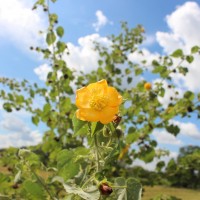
(0, 0, 200, 169)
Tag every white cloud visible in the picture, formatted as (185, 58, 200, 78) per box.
(156, 2, 200, 91)
(0, 113, 42, 148)
(64, 33, 142, 89)
(0, 0, 46, 50)
(172, 120, 200, 140)
(34, 64, 52, 81)
(157, 2, 200, 54)
(153, 129, 183, 146)
(92, 10, 112, 32)
(142, 35, 156, 47)
(0, 130, 41, 148)
(128, 48, 160, 68)
(0, 115, 29, 133)
(34, 34, 111, 81)
(64, 34, 112, 73)
(34, 63, 63, 81)
(33, 34, 112, 89)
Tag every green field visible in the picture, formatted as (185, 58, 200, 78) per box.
(143, 186, 200, 200)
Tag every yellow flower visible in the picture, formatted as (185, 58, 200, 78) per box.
(75, 79, 122, 124)
(144, 82, 152, 90)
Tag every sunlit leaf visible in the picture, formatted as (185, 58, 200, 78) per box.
(56, 26, 64, 37)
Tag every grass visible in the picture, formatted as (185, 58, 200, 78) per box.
(143, 185, 200, 200)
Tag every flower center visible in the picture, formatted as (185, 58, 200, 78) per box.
(90, 94, 108, 111)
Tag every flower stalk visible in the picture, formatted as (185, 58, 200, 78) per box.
(94, 132, 100, 172)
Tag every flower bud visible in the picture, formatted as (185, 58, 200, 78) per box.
(12, 184, 19, 189)
(99, 183, 113, 196)
(113, 114, 122, 125)
(144, 82, 152, 90)
(187, 106, 193, 112)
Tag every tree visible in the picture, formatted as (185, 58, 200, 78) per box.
(0, 0, 200, 199)
(166, 146, 200, 189)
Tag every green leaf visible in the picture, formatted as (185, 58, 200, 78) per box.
(60, 97, 71, 113)
(53, 177, 100, 200)
(91, 122, 104, 135)
(159, 87, 165, 97)
(125, 68, 131, 75)
(135, 68, 143, 76)
(30, 89, 35, 98)
(198, 93, 200, 101)
(139, 147, 155, 163)
(156, 161, 165, 172)
(18, 149, 40, 167)
(115, 177, 126, 186)
(127, 77, 132, 84)
(171, 49, 183, 58)
(56, 26, 64, 37)
(16, 95, 24, 104)
(191, 45, 199, 54)
(98, 60, 103, 66)
(186, 55, 194, 63)
(152, 65, 166, 74)
(3, 103, 12, 112)
(126, 127, 140, 143)
(178, 67, 188, 75)
(72, 114, 89, 136)
(32, 115, 40, 126)
(63, 184, 99, 200)
(57, 41, 66, 53)
(166, 124, 180, 136)
(8, 93, 14, 101)
(43, 103, 51, 115)
(46, 31, 56, 45)
(57, 150, 80, 181)
(152, 60, 159, 67)
(115, 177, 126, 200)
(184, 91, 195, 101)
(115, 177, 142, 200)
(49, 13, 58, 25)
(116, 77, 122, 85)
(23, 180, 46, 199)
(126, 178, 142, 200)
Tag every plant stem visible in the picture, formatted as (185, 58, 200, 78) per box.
(81, 175, 95, 188)
(94, 133, 100, 172)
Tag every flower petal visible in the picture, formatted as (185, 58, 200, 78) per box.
(76, 87, 91, 108)
(87, 79, 108, 95)
(76, 108, 101, 122)
(99, 106, 119, 124)
(107, 87, 122, 107)
(76, 109, 86, 121)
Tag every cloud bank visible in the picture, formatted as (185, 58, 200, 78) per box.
(0, 113, 42, 148)
(0, 0, 46, 50)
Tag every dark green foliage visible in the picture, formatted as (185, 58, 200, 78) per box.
(166, 146, 200, 189)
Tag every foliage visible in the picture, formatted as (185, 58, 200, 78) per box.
(166, 146, 200, 189)
(0, 0, 200, 199)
